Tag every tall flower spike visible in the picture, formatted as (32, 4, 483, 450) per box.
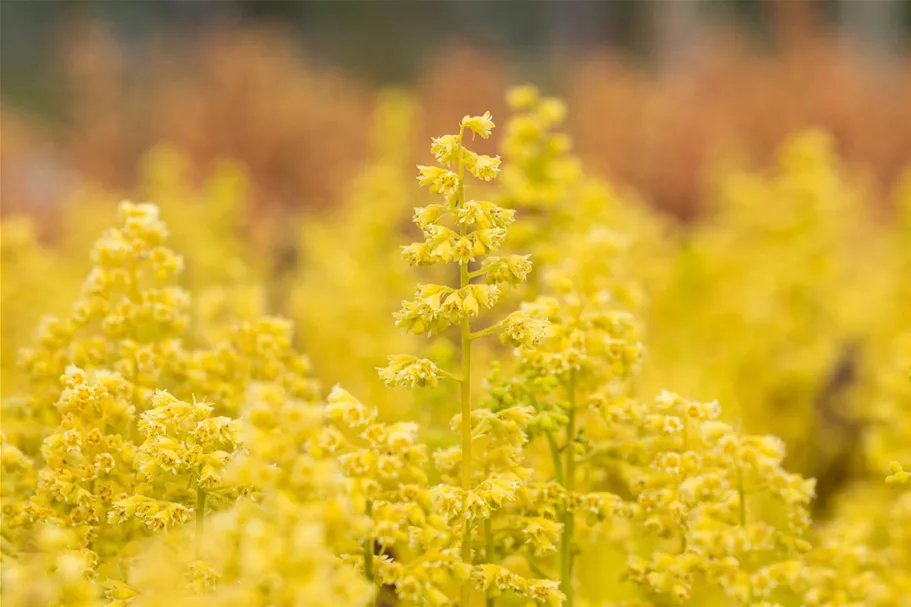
(378, 114, 554, 606)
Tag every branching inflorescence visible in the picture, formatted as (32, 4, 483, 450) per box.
(376, 113, 559, 606)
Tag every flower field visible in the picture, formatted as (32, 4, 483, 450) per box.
(2, 72, 910, 607)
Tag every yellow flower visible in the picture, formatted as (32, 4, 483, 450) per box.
(461, 111, 496, 139)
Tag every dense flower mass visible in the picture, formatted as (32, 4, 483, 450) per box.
(1, 87, 910, 607)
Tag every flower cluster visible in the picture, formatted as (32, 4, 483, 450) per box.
(8, 203, 187, 452)
(311, 386, 435, 600)
(625, 391, 816, 604)
(498, 86, 580, 216)
(374, 113, 567, 606)
(1, 201, 367, 607)
(28, 366, 139, 558)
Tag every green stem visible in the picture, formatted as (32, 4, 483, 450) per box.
(529, 560, 549, 579)
(195, 485, 206, 560)
(545, 430, 565, 485)
(438, 368, 465, 383)
(457, 127, 474, 607)
(560, 372, 577, 607)
(469, 318, 506, 341)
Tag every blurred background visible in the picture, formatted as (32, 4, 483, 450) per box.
(3, 0, 910, 224)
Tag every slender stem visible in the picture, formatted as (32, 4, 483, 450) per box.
(438, 368, 465, 383)
(365, 500, 375, 582)
(560, 371, 577, 607)
(469, 319, 506, 341)
(529, 560, 549, 580)
(544, 430, 565, 485)
(195, 485, 206, 560)
(457, 127, 474, 607)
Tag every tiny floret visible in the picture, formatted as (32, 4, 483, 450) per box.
(378, 355, 443, 389)
(461, 111, 496, 139)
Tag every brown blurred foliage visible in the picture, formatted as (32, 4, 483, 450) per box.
(2, 19, 909, 222)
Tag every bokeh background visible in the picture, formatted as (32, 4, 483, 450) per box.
(3, 0, 910, 224)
